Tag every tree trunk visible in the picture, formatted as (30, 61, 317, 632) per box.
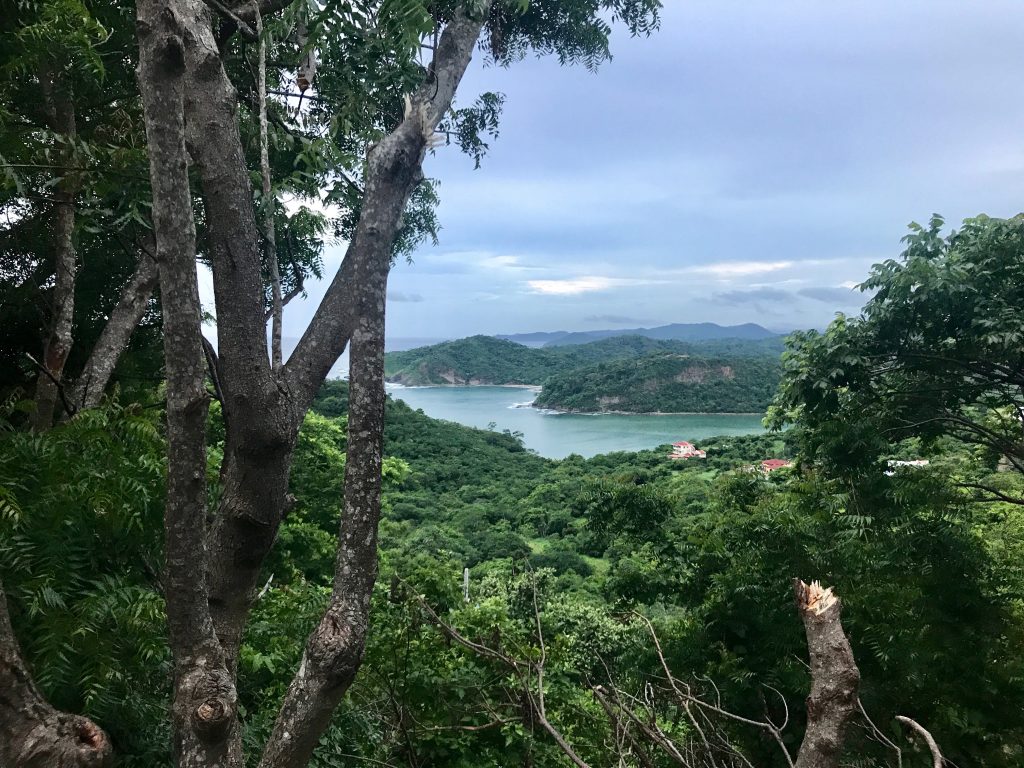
(0, 578, 112, 768)
(71, 245, 159, 410)
(257, 254, 388, 768)
(136, 2, 238, 765)
(793, 579, 861, 768)
(176, 0, 298, 666)
(32, 69, 78, 431)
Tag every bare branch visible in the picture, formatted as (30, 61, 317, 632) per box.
(72, 245, 158, 410)
(253, 5, 283, 372)
(25, 352, 76, 421)
(896, 716, 944, 768)
(956, 482, 1024, 506)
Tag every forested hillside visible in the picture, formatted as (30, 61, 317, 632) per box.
(384, 333, 785, 393)
(6, 351, 1024, 766)
(533, 353, 783, 412)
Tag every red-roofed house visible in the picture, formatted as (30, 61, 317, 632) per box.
(760, 459, 792, 473)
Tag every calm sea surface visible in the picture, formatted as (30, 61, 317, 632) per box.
(387, 385, 765, 459)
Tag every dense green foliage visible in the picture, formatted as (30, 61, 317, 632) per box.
(534, 352, 782, 413)
(8, 370, 1024, 765)
(5, 360, 1024, 765)
(769, 215, 1024, 489)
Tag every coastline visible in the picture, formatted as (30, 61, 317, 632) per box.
(386, 381, 541, 390)
(535, 406, 765, 416)
(386, 383, 763, 416)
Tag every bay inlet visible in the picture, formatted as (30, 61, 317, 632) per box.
(387, 385, 766, 459)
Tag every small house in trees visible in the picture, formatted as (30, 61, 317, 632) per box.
(885, 459, 930, 476)
(760, 459, 792, 473)
(670, 441, 706, 459)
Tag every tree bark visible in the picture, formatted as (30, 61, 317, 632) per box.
(258, 9, 490, 766)
(793, 579, 860, 768)
(256, 258, 388, 768)
(131, 2, 490, 765)
(71, 245, 159, 410)
(0, 578, 112, 768)
(136, 3, 238, 766)
(32, 69, 79, 431)
(176, 0, 298, 666)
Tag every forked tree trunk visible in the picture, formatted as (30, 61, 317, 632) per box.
(0, 0, 492, 764)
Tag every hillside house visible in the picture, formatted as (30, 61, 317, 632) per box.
(760, 459, 792, 473)
(885, 459, 930, 476)
(670, 441, 706, 459)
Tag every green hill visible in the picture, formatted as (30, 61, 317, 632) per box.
(384, 334, 785, 386)
(533, 353, 782, 413)
(384, 335, 555, 385)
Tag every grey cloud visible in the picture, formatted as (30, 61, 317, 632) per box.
(797, 286, 862, 304)
(285, 1, 1023, 341)
(389, 291, 425, 303)
(583, 314, 650, 324)
(713, 288, 792, 306)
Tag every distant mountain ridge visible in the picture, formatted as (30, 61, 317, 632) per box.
(497, 322, 780, 348)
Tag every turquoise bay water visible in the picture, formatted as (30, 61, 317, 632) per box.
(387, 385, 765, 459)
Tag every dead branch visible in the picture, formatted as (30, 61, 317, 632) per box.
(896, 716, 944, 768)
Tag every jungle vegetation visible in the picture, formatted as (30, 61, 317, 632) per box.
(2, 0, 1024, 765)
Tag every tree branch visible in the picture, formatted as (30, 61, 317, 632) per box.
(253, 5, 283, 372)
(895, 716, 943, 768)
(72, 243, 158, 411)
(283, 2, 490, 408)
(957, 482, 1024, 506)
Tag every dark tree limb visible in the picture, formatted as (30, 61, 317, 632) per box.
(31, 67, 79, 431)
(957, 482, 1024, 506)
(25, 353, 77, 421)
(0, 578, 112, 768)
(793, 579, 860, 768)
(72, 245, 159, 410)
(136, 2, 238, 765)
(202, 335, 224, 405)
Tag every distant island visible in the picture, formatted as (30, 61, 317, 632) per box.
(383, 329, 785, 413)
(532, 353, 781, 413)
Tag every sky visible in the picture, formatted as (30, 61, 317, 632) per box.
(275, 0, 1024, 345)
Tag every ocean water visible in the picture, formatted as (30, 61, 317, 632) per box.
(387, 385, 766, 459)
